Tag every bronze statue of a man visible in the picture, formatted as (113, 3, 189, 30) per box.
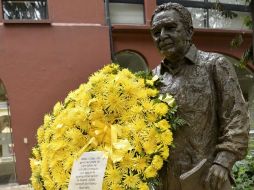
(151, 3, 250, 190)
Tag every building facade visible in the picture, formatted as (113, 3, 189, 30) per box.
(0, 0, 252, 185)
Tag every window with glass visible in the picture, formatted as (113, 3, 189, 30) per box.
(109, 0, 144, 24)
(114, 50, 148, 73)
(0, 80, 16, 185)
(2, 0, 48, 20)
(157, 0, 251, 30)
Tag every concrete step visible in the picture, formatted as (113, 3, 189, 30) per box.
(0, 184, 33, 190)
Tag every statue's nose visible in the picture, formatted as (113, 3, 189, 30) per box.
(160, 27, 168, 39)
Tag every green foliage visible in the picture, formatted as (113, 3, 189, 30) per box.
(147, 178, 162, 189)
(232, 153, 254, 190)
(165, 105, 187, 131)
(213, 1, 238, 19)
(231, 38, 253, 68)
(239, 46, 253, 67)
(213, 1, 224, 12)
(135, 71, 153, 80)
(136, 71, 164, 88)
(214, 0, 253, 65)
(244, 16, 253, 29)
(231, 34, 244, 48)
(221, 10, 238, 19)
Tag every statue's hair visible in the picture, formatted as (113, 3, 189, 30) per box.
(151, 3, 193, 31)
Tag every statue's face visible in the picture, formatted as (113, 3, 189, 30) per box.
(151, 9, 192, 62)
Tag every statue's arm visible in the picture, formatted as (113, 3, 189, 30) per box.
(205, 56, 250, 190)
(212, 56, 250, 170)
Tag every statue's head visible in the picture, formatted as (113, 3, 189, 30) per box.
(150, 3, 193, 62)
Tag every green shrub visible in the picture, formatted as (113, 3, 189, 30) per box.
(233, 153, 254, 190)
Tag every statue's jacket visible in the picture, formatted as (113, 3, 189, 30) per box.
(153, 45, 250, 190)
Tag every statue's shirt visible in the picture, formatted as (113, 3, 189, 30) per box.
(153, 45, 250, 190)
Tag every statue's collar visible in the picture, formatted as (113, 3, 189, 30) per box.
(161, 44, 198, 75)
(184, 44, 198, 64)
(162, 44, 198, 65)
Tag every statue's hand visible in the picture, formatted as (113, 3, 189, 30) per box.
(205, 164, 229, 190)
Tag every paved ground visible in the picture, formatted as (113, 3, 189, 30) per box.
(0, 184, 32, 190)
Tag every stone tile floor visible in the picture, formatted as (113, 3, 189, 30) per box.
(0, 184, 33, 190)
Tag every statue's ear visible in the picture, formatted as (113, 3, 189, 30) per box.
(187, 26, 194, 40)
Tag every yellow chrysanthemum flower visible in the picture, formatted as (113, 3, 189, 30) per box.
(111, 183, 124, 190)
(160, 146, 170, 160)
(134, 155, 150, 173)
(32, 147, 41, 160)
(154, 102, 169, 116)
(142, 139, 157, 155)
(63, 156, 75, 172)
(53, 102, 63, 116)
(160, 130, 173, 145)
(30, 159, 41, 173)
(51, 163, 68, 187)
(144, 165, 157, 178)
(101, 64, 119, 74)
(138, 182, 150, 190)
(118, 151, 135, 171)
(146, 88, 158, 97)
(123, 172, 140, 189)
(146, 112, 158, 122)
(146, 79, 154, 86)
(43, 177, 55, 190)
(142, 99, 154, 111)
(31, 175, 43, 190)
(151, 155, 164, 170)
(132, 135, 143, 154)
(157, 119, 171, 131)
(133, 118, 146, 132)
(43, 114, 52, 127)
(104, 164, 122, 185)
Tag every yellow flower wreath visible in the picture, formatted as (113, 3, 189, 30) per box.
(30, 64, 174, 190)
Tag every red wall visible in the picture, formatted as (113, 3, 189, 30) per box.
(48, 0, 105, 24)
(193, 29, 252, 60)
(113, 27, 161, 69)
(0, 0, 111, 184)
